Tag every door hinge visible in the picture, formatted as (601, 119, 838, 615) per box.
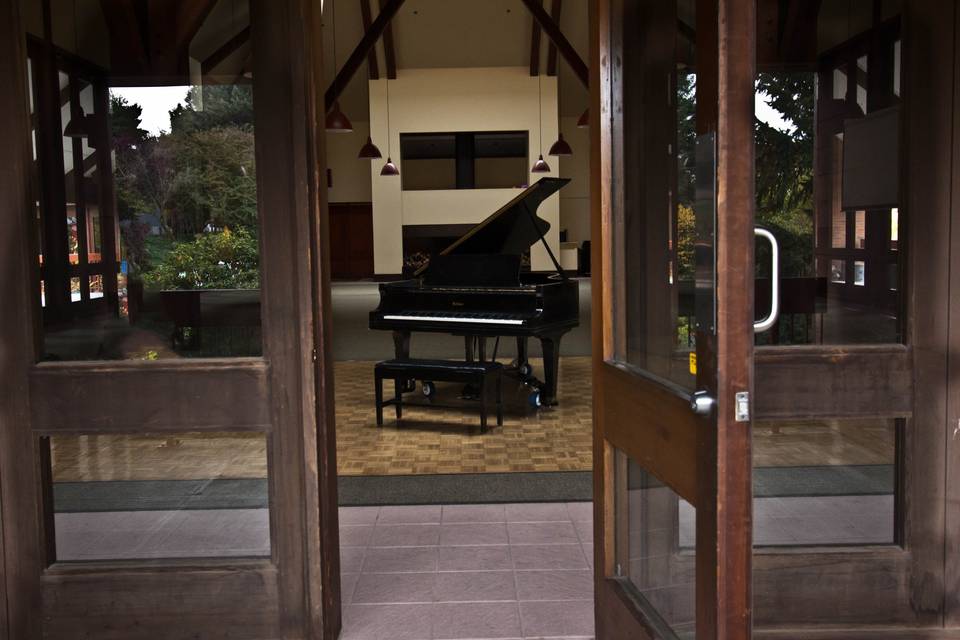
(312, 348, 318, 363)
(735, 391, 750, 422)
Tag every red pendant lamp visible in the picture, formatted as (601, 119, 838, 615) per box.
(577, 108, 589, 128)
(548, 132, 572, 156)
(531, 74, 551, 174)
(379, 78, 399, 176)
(358, 136, 382, 159)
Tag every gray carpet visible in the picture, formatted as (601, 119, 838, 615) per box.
(52, 465, 894, 512)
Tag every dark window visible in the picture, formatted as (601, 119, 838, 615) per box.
(400, 131, 528, 191)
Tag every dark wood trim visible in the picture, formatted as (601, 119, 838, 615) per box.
(325, 0, 403, 111)
(529, 0, 542, 76)
(201, 26, 252, 77)
(40, 566, 280, 640)
(29, 360, 271, 434)
(945, 0, 960, 627)
(757, 629, 960, 639)
(378, 0, 398, 80)
(599, 363, 698, 505)
(754, 346, 913, 420)
(519, 0, 588, 88)
(359, 0, 379, 80)
(546, 0, 562, 76)
(0, 0, 45, 637)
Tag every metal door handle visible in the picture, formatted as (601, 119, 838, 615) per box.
(754, 228, 780, 333)
(690, 390, 716, 415)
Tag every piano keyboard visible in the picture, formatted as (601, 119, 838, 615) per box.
(383, 312, 527, 326)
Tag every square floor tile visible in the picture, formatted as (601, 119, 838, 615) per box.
(441, 504, 506, 524)
(352, 573, 436, 604)
(341, 525, 375, 548)
(372, 524, 441, 547)
(508, 522, 579, 545)
(431, 602, 522, 639)
(340, 506, 380, 526)
(362, 546, 439, 573)
(505, 502, 571, 523)
(565, 502, 594, 522)
(378, 505, 442, 524)
(342, 604, 432, 640)
(515, 570, 594, 601)
(511, 544, 589, 571)
(519, 599, 595, 637)
(438, 545, 513, 572)
(440, 523, 509, 546)
(434, 571, 517, 603)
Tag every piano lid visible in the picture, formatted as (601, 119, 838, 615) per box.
(436, 177, 570, 258)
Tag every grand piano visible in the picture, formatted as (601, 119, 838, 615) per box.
(369, 177, 579, 406)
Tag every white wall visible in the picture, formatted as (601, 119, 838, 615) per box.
(558, 115, 590, 245)
(369, 67, 561, 274)
(327, 120, 374, 203)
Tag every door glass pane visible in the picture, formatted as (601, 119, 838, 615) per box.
(753, 419, 895, 546)
(754, 8, 903, 346)
(39, 0, 261, 360)
(50, 432, 270, 561)
(611, 0, 700, 391)
(618, 454, 695, 638)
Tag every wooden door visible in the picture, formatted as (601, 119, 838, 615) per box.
(0, 0, 340, 638)
(590, 0, 755, 638)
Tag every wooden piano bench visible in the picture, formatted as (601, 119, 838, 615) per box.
(374, 359, 504, 433)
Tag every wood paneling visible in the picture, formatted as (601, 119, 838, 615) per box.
(754, 346, 913, 420)
(29, 360, 271, 433)
(40, 565, 280, 640)
(329, 203, 374, 280)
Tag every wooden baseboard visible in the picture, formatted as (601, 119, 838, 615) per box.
(756, 627, 960, 639)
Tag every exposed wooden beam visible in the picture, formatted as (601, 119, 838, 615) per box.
(546, 0, 562, 76)
(326, 0, 405, 111)
(778, 0, 821, 65)
(519, 0, 587, 87)
(359, 0, 379, 79)
(378, 0, 398, 79)
(529, 0, 542, 76)
(202, 26, 252, 76)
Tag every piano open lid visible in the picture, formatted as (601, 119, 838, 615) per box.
(415, 177, 571, 281)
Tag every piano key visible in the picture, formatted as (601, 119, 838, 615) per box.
(382, 314, 526, 326)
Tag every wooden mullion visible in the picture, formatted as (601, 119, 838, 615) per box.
(0, 0, 46, 636)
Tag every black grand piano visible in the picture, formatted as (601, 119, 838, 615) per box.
(369, 177, 579, 407)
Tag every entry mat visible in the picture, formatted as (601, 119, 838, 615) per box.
(52, 465, 893, 512)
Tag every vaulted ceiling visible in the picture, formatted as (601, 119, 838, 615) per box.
(320, 0, 591, 119)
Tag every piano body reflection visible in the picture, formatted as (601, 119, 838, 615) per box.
(369, 177, 579, 406)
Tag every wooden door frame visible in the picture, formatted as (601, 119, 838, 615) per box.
(0, 0, 340, 637)
(591, 0, 958, 636)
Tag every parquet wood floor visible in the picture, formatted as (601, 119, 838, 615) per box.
(49, 357, 894, 482)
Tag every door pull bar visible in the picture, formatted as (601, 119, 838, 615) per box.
(754, 227, 780, 333)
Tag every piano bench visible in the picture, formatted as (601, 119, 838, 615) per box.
(374, 359, 504, 433)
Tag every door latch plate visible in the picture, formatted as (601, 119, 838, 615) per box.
(735, 391, 750, 422)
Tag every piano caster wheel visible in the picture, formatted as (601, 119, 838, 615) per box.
(422, 381, 436, 398)
(519, 363, 533, 378)
(528, 389, 542, 408)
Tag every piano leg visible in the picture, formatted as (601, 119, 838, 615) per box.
(392, 331, 415, 392)
(464, 336, 475, 362)
(516, 337, 532, 379)
(539, 333, 563, 406)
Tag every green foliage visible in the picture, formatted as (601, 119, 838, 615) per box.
(144, 228, 260, 290)
(676, 204, 695, 280)
(170, 85, 255, 134)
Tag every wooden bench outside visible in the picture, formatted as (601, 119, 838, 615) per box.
(374, 359, 504, 432)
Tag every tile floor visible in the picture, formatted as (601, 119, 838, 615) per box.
(339, 502, 595, 640)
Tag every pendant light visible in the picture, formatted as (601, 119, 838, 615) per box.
(380, 78, 399, 176)
(63, 0, 89, 139)
(325, 0, 354, 133)
(531, 74, 551, 173)
(548, 133, 572, 157)
(576, 108, 589, 128)
(358, 135, 382, 159)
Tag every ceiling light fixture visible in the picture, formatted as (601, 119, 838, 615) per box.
(532, 74, 551, 173)
(577, 108, 589, 128)
(325, 0, 354, 133)
(358, 135, 383, 159)
(380, 78, 399, 176)
(548, 132, 572, 157)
